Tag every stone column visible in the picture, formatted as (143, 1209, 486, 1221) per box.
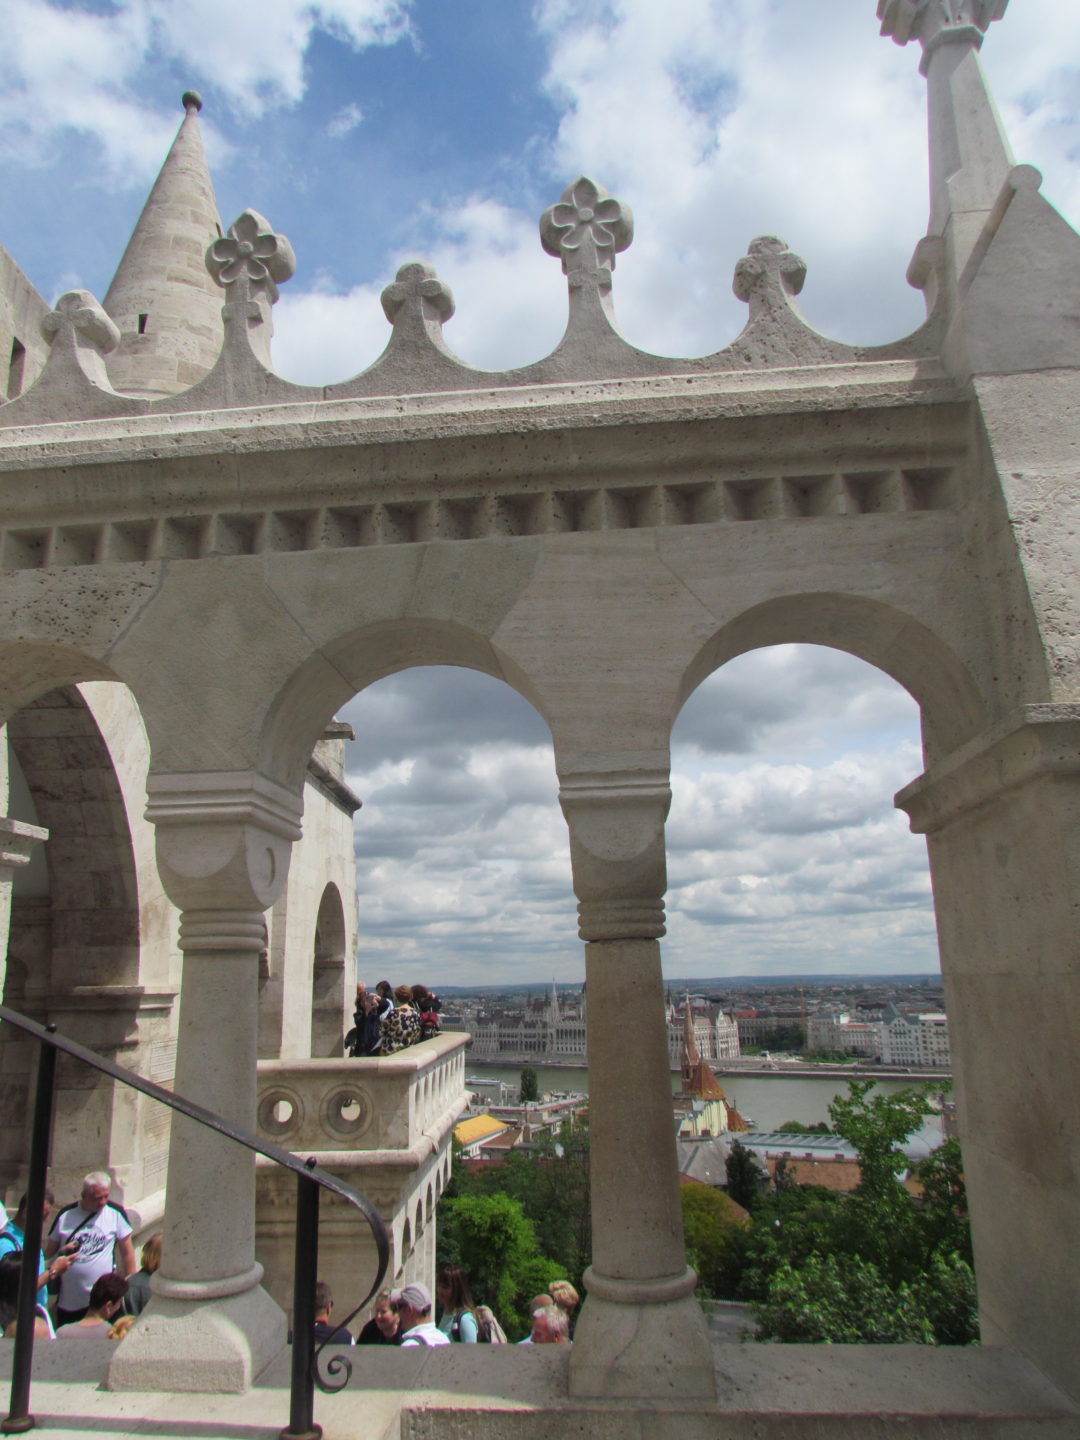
(0, 816, 49, 996)
(560, 772, 714, 1400)
(897, 707, 1080, 1404)
(109, 772, 302, 1394)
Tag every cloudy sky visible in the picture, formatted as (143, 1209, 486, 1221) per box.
(3, 0, 1078, 986)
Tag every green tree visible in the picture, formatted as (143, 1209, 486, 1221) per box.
(681, 1183, 750, 1299)
(437, 1192, 560, 1339)
(776, 1120, 830, 1134)
(744, 1079, 978, 1346)
(753, 1253, 934, 1344)
(518, 1066, 539, 1103)
(725, 1139, 766, 1212)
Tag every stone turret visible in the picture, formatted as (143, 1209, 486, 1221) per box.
(103, 91, 224, 398)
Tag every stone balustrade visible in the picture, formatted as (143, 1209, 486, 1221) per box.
(253, 1033, 469, 1321)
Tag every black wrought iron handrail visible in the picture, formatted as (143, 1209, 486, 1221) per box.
(0, 1003, 390, 1440)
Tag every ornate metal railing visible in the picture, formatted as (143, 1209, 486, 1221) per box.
(0, 1004, 389, 1440)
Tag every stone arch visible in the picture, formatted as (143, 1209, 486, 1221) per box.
(257, 618, 551, 795)
(0, 639, 120, 730)
(311, 882, 347, 1059)
(677, 592, 989, 765)
(2, 680, 174, 1202)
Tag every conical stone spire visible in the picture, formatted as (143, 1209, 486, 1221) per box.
(103, 92, 224, 398)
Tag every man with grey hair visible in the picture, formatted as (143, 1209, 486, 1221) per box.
(391, 1282, 450, 1346)
(45, 1171, 136, 1328)
(519, 1304, 570, 1345)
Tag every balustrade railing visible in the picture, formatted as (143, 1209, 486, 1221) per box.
(0, 1004, 389, 1440)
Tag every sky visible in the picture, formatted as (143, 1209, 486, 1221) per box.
(2, 0, 1079, 987)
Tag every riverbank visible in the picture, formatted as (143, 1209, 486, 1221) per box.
(464, 1056, 951, 1083)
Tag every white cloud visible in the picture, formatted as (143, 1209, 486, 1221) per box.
(327, 101, 365, 139)
(339, 653, 934, 986)
(0, 0, 410, 183)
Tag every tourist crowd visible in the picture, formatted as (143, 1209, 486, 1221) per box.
(315, 1266, 578, 1348)
(346, 982, 443, 1058)
(0, 1172, 161, 1342)
(0, 1172, 578, 1355)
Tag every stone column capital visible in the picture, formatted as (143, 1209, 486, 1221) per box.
(559, 771, 670, 941)
(145, 770, 302, 916)
(0, 816, 49, 874)
(897, 705, 1080, 834)
(879, 1, 1008, 74)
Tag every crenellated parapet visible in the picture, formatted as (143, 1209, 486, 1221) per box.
(0, 161, 952, 428)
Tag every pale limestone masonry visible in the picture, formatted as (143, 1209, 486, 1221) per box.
(2, 0, 1080, 1430)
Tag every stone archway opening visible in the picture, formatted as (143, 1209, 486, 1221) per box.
(2, 680, 177, 1208)
(311, 881, 347, 1057)
(669, 641, 935, 981)
(338, 663, 569, 994)
(669, 640, 965, 1338)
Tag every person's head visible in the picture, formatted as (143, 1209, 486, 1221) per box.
(529, 1304, 569, 1344)
(80, 1172, 113, 1214)
(13, 1187, 54, 1229)
(549, 1279, 579, 1315)
(411, 985, 429, 1007)
(394, 985, 414, 1007)
(373, 1290, 398, 1339)
(390, 1281, 432, 1332)
(375, 981, 392, 1001)
(88, 1273, 128, 1320)
(528, 1293, 553, 1316)
(140, 1232, 163, 1275)
(435, 1265, 474, 1313)
(314, 1280, 333, 1321)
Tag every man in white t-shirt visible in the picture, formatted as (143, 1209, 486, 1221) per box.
(392, 1282, 450, 1347)
(45, 1171, 136, 1327)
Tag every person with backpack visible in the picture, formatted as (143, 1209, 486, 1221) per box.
(435, 1265, 477, 1342)
(391, 1283, 449, 1347)
(0, 1189, 72, 1311)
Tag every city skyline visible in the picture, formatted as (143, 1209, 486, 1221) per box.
(3, 1, 1077, 986)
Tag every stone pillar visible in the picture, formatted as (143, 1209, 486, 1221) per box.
(109, 772, 302, 1394)
(560, 772, 714, 1400)
(897, 707, 1080, 1403)
(0, 816, 48, 996)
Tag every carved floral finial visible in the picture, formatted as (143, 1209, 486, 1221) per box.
(206, 210, 295, 304)
(733, 236, 807, 320)
(878, 0, 1008, 51)
(41, 290, 121, 354)
(540, 177, 633, 287)
(380, 262, 455, 325)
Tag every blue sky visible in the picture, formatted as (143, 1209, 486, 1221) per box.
(2, 0, 1078, 986)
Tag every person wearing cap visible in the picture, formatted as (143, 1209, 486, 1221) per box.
(391, 1282, 449, 1346)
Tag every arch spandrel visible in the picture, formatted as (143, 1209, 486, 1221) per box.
(258, 616, 553, 795)
(676, 592, 990, 765)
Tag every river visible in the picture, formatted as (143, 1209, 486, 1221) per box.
(464, 1063, 950, 1136)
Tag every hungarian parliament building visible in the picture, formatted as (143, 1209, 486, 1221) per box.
(459, 984, 741, 1068)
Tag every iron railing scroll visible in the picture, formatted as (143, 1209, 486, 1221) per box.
(0, 1004, 390, 1440)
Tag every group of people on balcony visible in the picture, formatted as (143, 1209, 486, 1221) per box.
(0, 1172, 162, 1342)
(312, 1266, 578, 1347)
(346, 981, 442, 1058)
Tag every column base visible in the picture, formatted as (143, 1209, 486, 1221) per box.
(568, 1280, 716, 1400)
(107, 1284, 286, 1394)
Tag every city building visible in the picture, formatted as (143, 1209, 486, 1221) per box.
(882, 1007, 953, 1068)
